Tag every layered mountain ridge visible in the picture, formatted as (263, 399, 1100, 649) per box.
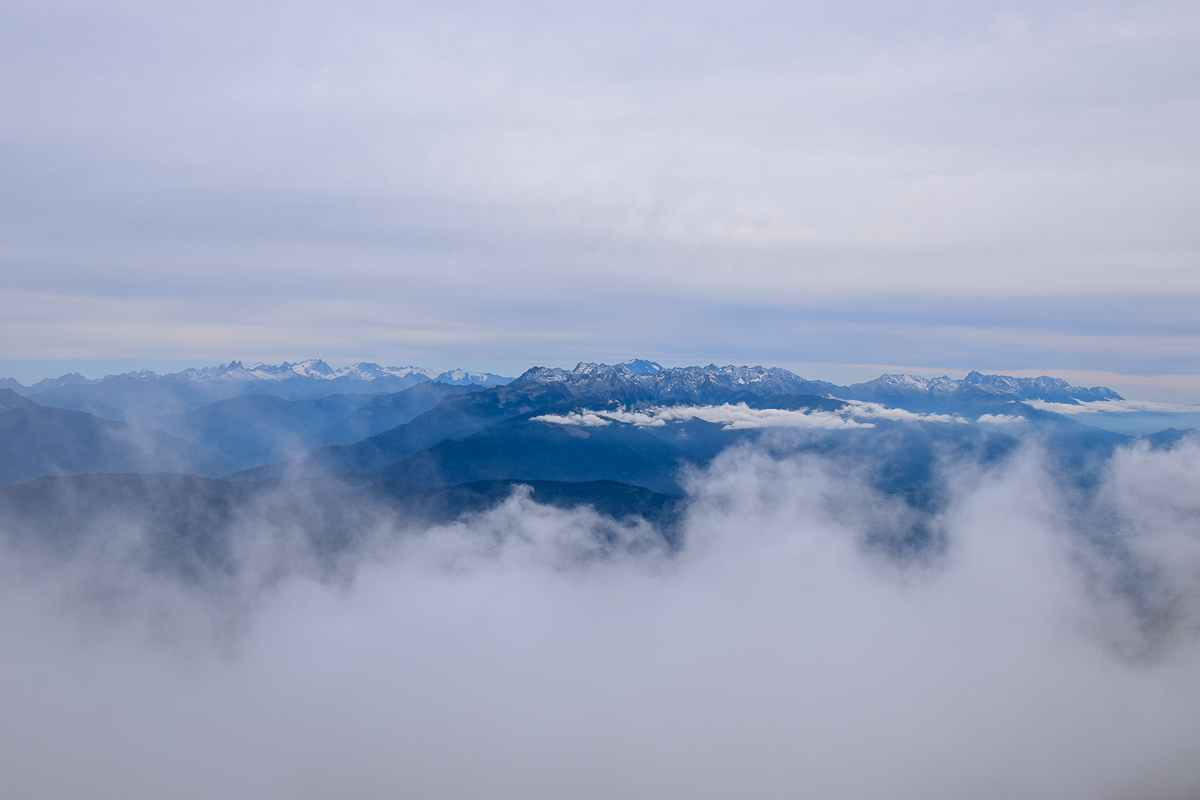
(224, 361, 1138, 490)
(6, 358, 1121, 410)
(8, 359, 509, 394)
(6, 359, 514, 422)
(2, 356, 1195, 585)
(0, 388, 232, 487)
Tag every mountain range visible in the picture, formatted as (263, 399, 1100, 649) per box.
(510, 362, 1121, 406)
(3, 356, 1195, 586)
(4, 359, 512, 422)
(1, 358, 1190, 528)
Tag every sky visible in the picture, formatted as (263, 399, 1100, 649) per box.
(1, 0, 1198, 397)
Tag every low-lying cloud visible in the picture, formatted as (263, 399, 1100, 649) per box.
(1025, 400, 1200, 435)
(1, 438, 1199, 799)
(1031, 399, 1200, 415)
(533, 401, 962, 431)
(977, 413, 1025, 424)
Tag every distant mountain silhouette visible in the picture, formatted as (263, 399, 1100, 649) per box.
(148, 393, 376, 469)
(20, 359, 512, 422)
(308, 381, 484, 448)
(0, 389, 232, 488)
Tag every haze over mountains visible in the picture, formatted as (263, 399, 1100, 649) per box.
(2, 356, 1194, 548)
(0, 388, 233, 487)
(3, 357, 1200, 799)
(0, 358, 1168, 480)
(0, 356, 1188, 508)
(2, 356, 1196, 639)
(3, 359, 510, 422)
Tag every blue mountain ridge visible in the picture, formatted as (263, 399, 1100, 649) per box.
(2, 361, 1195, 592)
(3, 359, 1185, 502)
(226, 362, 1138, 493)
(7, 360, 514, 422)
(0, 388, 232, 488)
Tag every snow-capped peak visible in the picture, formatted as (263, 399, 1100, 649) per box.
(282, 359, 335, 378)
(60, 360, 511, 387)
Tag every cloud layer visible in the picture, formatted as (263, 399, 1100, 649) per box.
(533, 401, 963, 430)
(2, 437, 1199, 798)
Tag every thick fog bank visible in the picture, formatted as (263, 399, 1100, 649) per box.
(1, 440, 1200, 799)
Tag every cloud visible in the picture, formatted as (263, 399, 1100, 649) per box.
(532, 410, 620, 427)
(1101, 440, 1200, 610)
(656, 404, 866, 429)
(840, 399, 966, 424)
(1026, 398, 1200, 434)
(977, 413, 1025, 424)
(1030, 399, 1200, 415)
(533, 401, 963, 431)
(1, 437, 1199, 797)
(533, 404, 868, 429)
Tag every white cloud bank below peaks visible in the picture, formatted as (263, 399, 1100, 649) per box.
(532, 401, 965, 430)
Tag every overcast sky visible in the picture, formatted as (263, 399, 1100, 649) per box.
(2, 0, 1198, 393)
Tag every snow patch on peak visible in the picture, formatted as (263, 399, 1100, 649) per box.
(619, 359, 663, 376)
(285, 359, 335, 378)
(337, 363, 440, 381)
(842, 371, 1121, 403)
(77, 359, 510, 386)
(857, 374, 958, 397)
(434, 369, 510, 386)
